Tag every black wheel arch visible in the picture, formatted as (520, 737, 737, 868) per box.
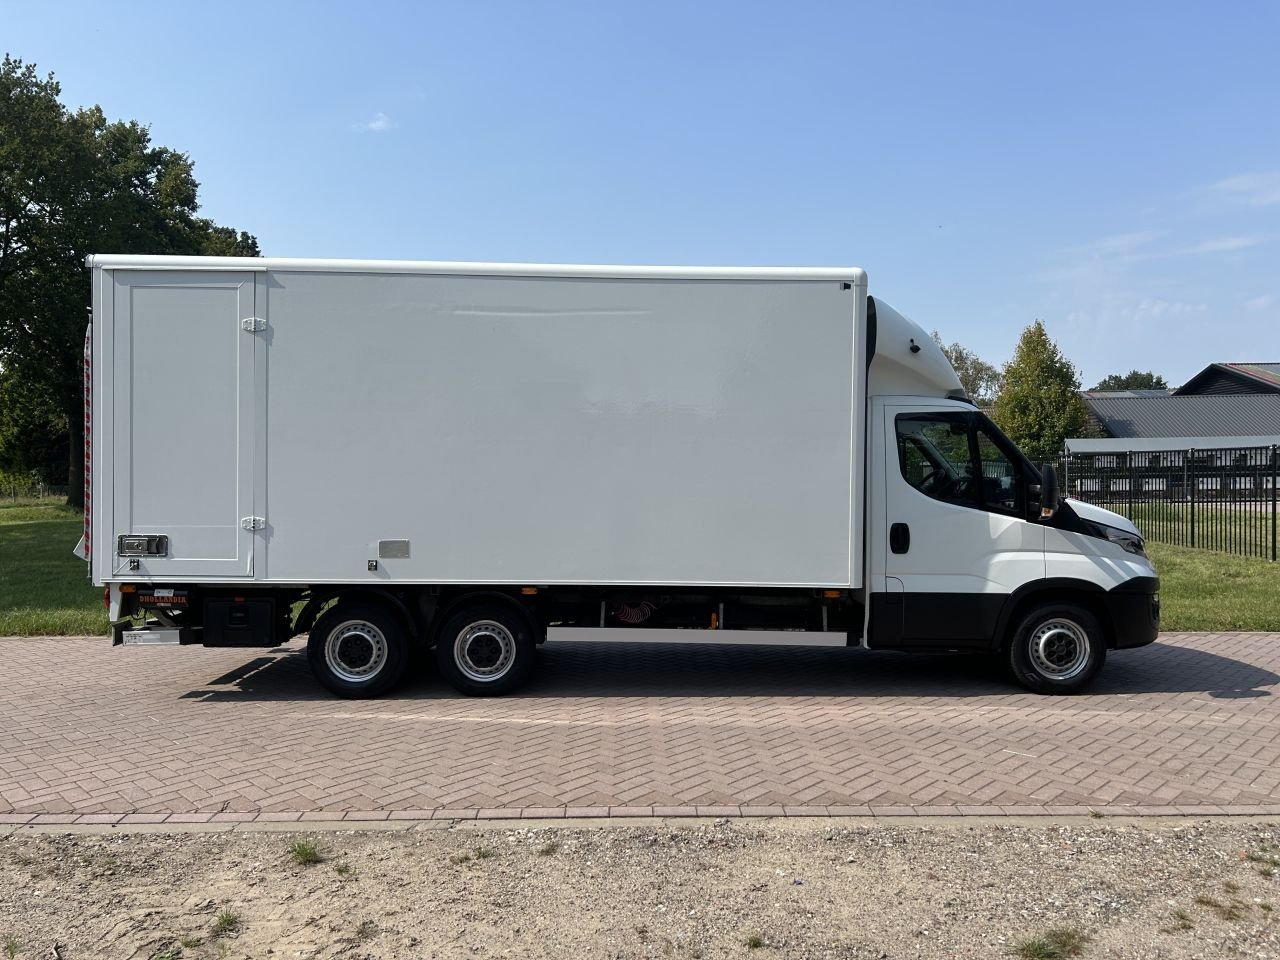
(428, 589, 541, 648)
(294, 587, 420, 641)
(994, 579, 1116, 652)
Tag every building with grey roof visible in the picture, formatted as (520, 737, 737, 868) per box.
(1080, 393, 1280, 440)
(1069, 361, 1280, 454)
(1176, 362, 1280, 396)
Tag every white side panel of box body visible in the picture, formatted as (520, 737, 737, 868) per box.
(93, 260, 866, 588)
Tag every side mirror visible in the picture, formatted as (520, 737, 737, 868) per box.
(1039, 464, 1059, 518)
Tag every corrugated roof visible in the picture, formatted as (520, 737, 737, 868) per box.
(1081, 393, 1280, 438)
(1176, 362, 1280, 395)
(1227, 362, 1280, 388)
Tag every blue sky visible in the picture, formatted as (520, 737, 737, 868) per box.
(4, 0, 1277, 386)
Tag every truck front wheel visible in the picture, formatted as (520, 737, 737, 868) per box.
(308, 601, 410, 698)
(436, 602, 535, 696)
(1005, 603, 1106, 695)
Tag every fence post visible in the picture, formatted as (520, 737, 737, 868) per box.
(1189, 449, 1196, 549)
(1271, 445, 1277, 563)
(1128, 451, 1135, 519)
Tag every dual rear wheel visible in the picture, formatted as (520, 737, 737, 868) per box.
(307, 599, 534, 699)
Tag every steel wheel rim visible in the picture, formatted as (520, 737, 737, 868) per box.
(325, 620, 388, 683)
(454, 620, 516, 682)
(1028, 618, 1090, 681)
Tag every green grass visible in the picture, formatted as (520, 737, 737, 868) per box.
(0, 500, 105, 636)
(0, 497, 81, 524)
(288, 839, 323, 865)
(211, 909, 240, 937)
(1010, 927, 1090, 959)
(1121, 500, 1276, 558)
(1148, 542, 1280, 631)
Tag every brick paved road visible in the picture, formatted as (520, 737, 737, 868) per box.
(2, 633, 1279, 822)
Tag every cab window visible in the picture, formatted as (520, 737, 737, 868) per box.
(896, 414, 977, 507)
(896, 413, 1024, 516)
(974, 424, 1020, 514)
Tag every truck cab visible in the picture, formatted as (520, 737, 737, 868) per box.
(864, 298, 1159, 692)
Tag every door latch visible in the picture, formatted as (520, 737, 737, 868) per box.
(889, 523, 911, 554)
(118, 534, 168, 556)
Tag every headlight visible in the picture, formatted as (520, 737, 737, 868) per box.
(1091, 523, 1146, 557)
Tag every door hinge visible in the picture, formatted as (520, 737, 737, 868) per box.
(240, 516, 265, 531)
(241, 317, 266, 332)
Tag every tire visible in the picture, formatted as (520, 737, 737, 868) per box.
(307, 601, 410, 698)
(1005, 603, 1106, 695)
(435, 601, 535, 696)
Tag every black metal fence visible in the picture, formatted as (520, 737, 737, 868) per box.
(1054, 445, 1279, 561)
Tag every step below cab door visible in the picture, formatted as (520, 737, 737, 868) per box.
(110, 270, 261, 579)
(868, 401, 1045, 648)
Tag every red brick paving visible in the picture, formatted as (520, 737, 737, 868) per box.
(1, 634, 1279, 822)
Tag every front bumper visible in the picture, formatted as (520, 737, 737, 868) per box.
(1106, 575, 1160, 649)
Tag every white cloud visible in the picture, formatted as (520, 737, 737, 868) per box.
(1182, 236, 1264, 255)
(1203, 171, 1280, 207)
(1089, 230, 1165, 257)
(1127, 298, 1206, 323)
(1244, 294, 1275, 311)
(353, 112, 396, 133)
(1036, 231, 1264, 283)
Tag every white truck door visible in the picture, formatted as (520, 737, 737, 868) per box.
(876, 404, 1044, 646)
(111, 271, 257, 579)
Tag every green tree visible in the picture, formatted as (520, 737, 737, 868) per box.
(0, 370, 68, 485)
(931, 331, 1003, 406)
(991, 320, 1089, 462)
(0, 55, 258, 507)
(1090, 369, 1168, 392)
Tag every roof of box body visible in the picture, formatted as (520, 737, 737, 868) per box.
(87, 255, 867, 284)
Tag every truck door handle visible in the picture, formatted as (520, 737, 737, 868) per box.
(890, 523, 910, 554)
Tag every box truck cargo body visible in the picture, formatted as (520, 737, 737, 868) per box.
(84, 256, 1160, 697)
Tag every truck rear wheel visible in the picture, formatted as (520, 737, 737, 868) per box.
(308, 601, 409, 698)
(436, 602, 535, 696)
(1006, 602, 1105, 695)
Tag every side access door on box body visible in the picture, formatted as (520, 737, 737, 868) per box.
(110, 270, 260, 579)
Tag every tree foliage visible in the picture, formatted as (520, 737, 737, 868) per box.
(1090, 369, 1168, 392)
(931, 331, 1003, 406)
(0, 369, 68, 483)
(0, 55, 259, 505)
(990, 320, 1089, 462)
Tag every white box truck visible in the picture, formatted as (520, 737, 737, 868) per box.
(82, 256, 1159, 697)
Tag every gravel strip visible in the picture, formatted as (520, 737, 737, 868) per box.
(2, 818, 1278, 958)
